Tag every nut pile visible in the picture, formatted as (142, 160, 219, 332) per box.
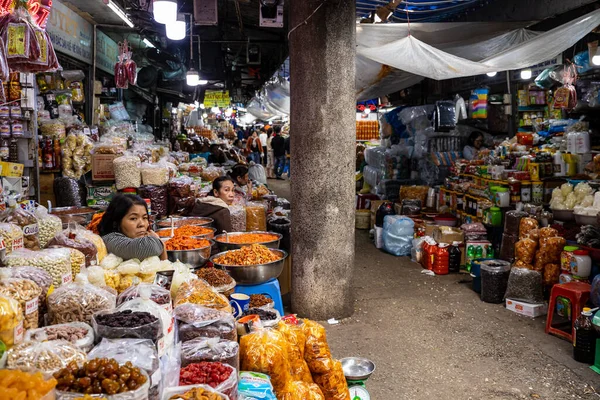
(31, 325, 90, 343)
(114, 156, 141, 190)
(0, 223, 23, 253)
(249, 294, 273, 308)
(6, 248, 72, 287)
(54, 359, 148, 395)
(7, 340, 87, 374)
(0, 278, 42, 330)
(195, 268, 233, 287)
(69, 249, 86, 277)
(37, 214, 62, 247)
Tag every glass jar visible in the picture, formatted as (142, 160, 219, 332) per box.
(532, 181, 543, 204)
(521, 181, 532, 203)
(509, 178, 521, 203)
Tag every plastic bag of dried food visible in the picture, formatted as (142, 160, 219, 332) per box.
(312, 360, 351, 400)
(302, 319, 334, 374)
(88, 338, 161, 400)
(116, 295, 173, 348)
(278, 381, 325, 400)
(114, 154, 142, 189)
(179, 362, 238, 400)
(543, 263, 560, 286)
(138, 185, 168, 218)
(230, 205, 247, 233)
(101, 253, 124, 270)
(163, 384, 230, 400)
(73, 225, 107, 262)
(524, 228, 539, 243)
(0, 204, 40, 250)
(504, 211, 527, 236)
(92, 308, 163, 342)
(181, 337, 240, 370)
(141, 162, 169, 186)
(34, 205, 62, 247)
(519, 217, 539, 239)
(240, 328, 291, 394)
(0, 294, 23, 348)
(175, 303, 236, 342)
(69, 248, 86, 278)
(0, 277, 41, 330)
(514, 260, 534, 270)
(47, 228, 98, 267)
(246, 202, 267, 232)
(5, 247, 72, 287)
(515, 238, 537, 264)
(0, 222, 23, 255)
(47, 281, 116, 325)
(539, 237, 566, 261)
(499, 234, 518, 262)
(5, 266, 52, 326)
(277, 321, 313, 383)
(25, 322, 94, 351)
(175, 279, 232, 313)
(118, 283, 172, 313)
(6, 339, 86, 375)
(503, 267, 544, 304)
(539, 227, 559, 240)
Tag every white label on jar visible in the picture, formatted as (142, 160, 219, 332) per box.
(12, 237, 23, 250)
(13, 321, 23, 344)
(22, 224, 38, 236)
(62, 272, 72, 285)
(25, 298, 38, 315)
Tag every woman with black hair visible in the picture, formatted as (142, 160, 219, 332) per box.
(463, 131, 486, 161)
(230, 163, 252, 202)
(99, 194, 167, 261)
(188, 176, 234, 234)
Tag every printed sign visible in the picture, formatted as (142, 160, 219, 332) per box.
(46, 0, 92, 63)
(96, 30, 119, 75)
(203, 90, 230, 108)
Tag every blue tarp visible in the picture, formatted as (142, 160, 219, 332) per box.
(356, 0, 487, 22)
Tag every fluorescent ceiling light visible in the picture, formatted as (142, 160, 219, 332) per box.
(520, 69, 532, 80)
(107, 0, 134, 28)
(186, 69, 199, 86)
(166, 19, 185, 40)
(197, 79, 208, 85)
(143, 38, 155, 48)
(153, 0, 177, 24)
(486, 72, 497, 77)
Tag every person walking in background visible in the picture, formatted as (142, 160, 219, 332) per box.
(259, 128, 269, 166)
(246, 131, 263, 164)
(284, 134, 291, 178)
(271, 126, 286, 180)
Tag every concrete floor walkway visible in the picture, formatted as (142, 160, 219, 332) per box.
(267, 178, 599, 400)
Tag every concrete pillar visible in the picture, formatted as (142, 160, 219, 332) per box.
(288, 0, 356, 320)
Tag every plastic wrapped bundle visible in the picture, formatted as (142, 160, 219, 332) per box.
(138, 185, 168, 218)
(175, 303, 236, 342)
(0, 205, 40, 250)
(504, 211, 527, 236)
(515, 238, 537, 264)
(47, 229, 98, 267)
(279, 381, 325, 400)
(6, 266, 52, 326)
(47, 282, 116, 325)
(180, 337, 240, 370)
(0, 277, 41, 330)
(504, 267, 544, 304)
(312, 360, 351, 400)
(5, 247, 72, 287)
(302, 319, 333, 374)
(246, 202, 267, 232)
(277, 321, 313, 383)
(480, 260, 511, 304)
(114, 155, 142, 189)
(382, 215, 414, 257)
(230, 205, 246, 232)
(169, 177, 196, 215)
(499, 233, 518, 262)
(54, 177, 86, 207)
(519, 217, 539, 239)
(6, 339, 86, 375)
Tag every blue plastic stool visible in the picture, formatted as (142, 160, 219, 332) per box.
(234, 278, 284, 315)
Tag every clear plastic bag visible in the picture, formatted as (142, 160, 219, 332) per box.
(0, 222, 23, 255)
(74, 226, 107, 263)
(118, 291, 173, 345)
(138, 185, 169, 219)
(278, 381, 325, 400)
(47, 228, 98, 267)
(175, 303, 236, 342)
(382, 215, 414, 257)
(48, 282, 116, 325)
(535, 236, 567, 269)
(519, 217, 539, 239)
(102, 253, 124, 270)
(6, 266, 52, 326)
(162, 384, 230, 400)
(0, 293, 23, 348)
(114, 155, 142, 190)
(92, 309, 163, 342)
(302, 319, 333, 374)
(0, 205, 40, 250)
(174, 280, 232, 314)
(0, 277, 41, 330)
(25, 322, 94, 352)
(503, 267, 544, 304)
(6, 339, 86, 375)
(504, 211, 528, 236)
(88, 338, 161, 400)
(69, 248, 86, 278)
(118, 283, 172, 313)
(245, 203, 267, 232)
(499, 234, 518, 263)
(34, 205, 62, 247)
(141, 162, 169, 186)
(515, 238, 537, 264)
(56, 369, 150, 400)
(240, 328, 291, 394)
(5, 247, 72, 287)
(543, 263, 560, 286)
(179, 363, 238, 400)
(181, 337, 240, 370)
(312, 360, 350, 400)
(277, 321, 313, 383)
(229, 206, 246, 233)
(539, 227, 559, 240)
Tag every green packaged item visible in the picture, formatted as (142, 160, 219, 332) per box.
(238, 371, 277, 400)
(87, 185, 116, 207)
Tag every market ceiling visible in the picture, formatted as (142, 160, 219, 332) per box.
(356, 0, 489, 22)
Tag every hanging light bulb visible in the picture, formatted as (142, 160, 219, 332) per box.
(211, 107, 220, 114)
(153, 0, 177, 24)
(593, 48, 600, 66)
(520, 69, 532, 80)
(199, 103, 205, 109)
(486, 72, 497, 77)
(202, 113, 208, 119)
(166, 15, 185, 40)
(186, 69, 199, 86)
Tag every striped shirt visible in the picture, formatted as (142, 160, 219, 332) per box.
(102, 232, 164, 261)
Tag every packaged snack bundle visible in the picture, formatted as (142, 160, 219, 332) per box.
(277, 321, 313, 383)
(515, 238, 537, 265)
(0, 294, 23, 347)
(519, 217, 539, 239)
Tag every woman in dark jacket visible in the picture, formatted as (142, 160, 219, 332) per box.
(189, 176, 235, 234)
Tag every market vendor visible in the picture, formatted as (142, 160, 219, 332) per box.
(189, 176, 234, 234)
(230, 164, 252, 202)
(99, 194, 167, 261)
(463, 131, 486, 160)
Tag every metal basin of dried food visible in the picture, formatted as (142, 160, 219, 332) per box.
(214, 231, 282, 251)
(157, 217, 213, 228)
(156, 227, 216, 239)
(210, 249, 287, 284)
(163, 239, 213, 267)
(50, 206, 99, 225)
(340, 357, 376, 381)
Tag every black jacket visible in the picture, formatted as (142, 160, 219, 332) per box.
(272, 135, 286, 157)
(188, 200, 233, 234)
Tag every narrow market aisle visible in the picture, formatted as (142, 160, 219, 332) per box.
(267, 179, 599, 400)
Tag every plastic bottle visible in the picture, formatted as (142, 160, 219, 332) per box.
(449, 241, 462, 273)
(574, 308, 597, 364)
(475, 245, 483, 259)
(433, 243, 450, 275)
(467, 245, 475, 262)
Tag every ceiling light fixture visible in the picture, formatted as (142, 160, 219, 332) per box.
(107, 0, 134, 28)
(153, 0, 177, 24)
(166, 13, 185, 40)
(486, 72, 497, 77)
(593, 48, 600, 66)
(520, 69, 532, 80)
(142, 38, 155, 48)
(186, 15, 200, 86)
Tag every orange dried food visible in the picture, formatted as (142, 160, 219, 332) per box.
(278, 321, 313, 383)
(174, 225, 214, 237)
(0, 369, 57, 399)
(279, 381, 325, 400)
(312, 360, 351, 400)
(213, 244, 281, 266)
(217, 233, 279, 244)
(86, 212, 104, 235)
(302, 319, 333, 374)
(166, 237, 211, 251)
(174, 280, 232, 313)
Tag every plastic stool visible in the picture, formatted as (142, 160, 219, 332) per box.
(234, 278, 284, 316)
(545, 281, 591, 342)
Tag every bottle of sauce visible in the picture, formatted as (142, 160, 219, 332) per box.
(53, 138, 61, 170)
(433, 243, 449, 275)
(9, 138, 18, 163)
(573, 308, 596, 364)
(449, 241, 462, 273)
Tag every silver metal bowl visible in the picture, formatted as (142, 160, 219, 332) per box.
(51, 206, 99, 225)
(214, 231, 282, 252)
(340, 357, 376, 381)
(157, 227, 217, 240)
(164, 239, 213, 267)
(210, 248, 287, 284)
(551, 209, 574, 222)
(157, 217, 214, 228)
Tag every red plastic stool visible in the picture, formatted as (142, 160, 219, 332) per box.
(545, 281, 591, 342)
